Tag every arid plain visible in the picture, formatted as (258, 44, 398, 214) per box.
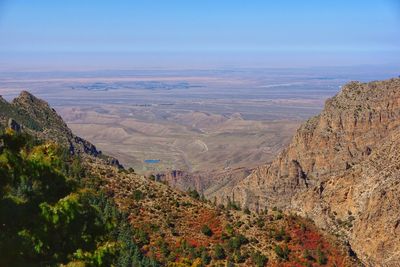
(0, 67, 396, 177)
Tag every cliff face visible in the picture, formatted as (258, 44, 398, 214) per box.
(292, 129, 400, 266)
(224, 78, 400, 266)
(156, 167, 252, 200)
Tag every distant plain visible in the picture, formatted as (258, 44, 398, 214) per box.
(1, 66, 398, 175)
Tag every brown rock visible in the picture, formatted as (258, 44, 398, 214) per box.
(222, 78, 400, 265)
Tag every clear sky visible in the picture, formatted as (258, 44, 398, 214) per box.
(0, 0, 399, 70)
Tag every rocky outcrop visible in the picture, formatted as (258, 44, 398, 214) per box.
(155, 167, 252, 200)
(221, 78, 400, 266)
(292, 129, 400, 266)
(0, 91, 122, 168)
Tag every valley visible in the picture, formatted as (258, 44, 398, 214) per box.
(1, 73, 399, 266)
(1, 67, 397, 178)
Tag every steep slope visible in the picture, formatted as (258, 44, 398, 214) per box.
(0, 91, 121, 166)
(0, 91, 356, 266)
(87, 157, 355, 266)
(222, 78, 400, 266)
(292, 129, 400, 266)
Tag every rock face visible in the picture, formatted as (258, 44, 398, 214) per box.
(156, 167, 252, 200)
(0, 91, 122, 167)
(292, 129, 400, 266)
(222, 78, 400, 266)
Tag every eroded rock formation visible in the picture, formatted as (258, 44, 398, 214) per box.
(222, 78, 400, 266)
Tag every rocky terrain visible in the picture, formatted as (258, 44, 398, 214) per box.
(0, 91, 357, 266)
(220, 78, 400, 266)
(0, 91, 122, 167)
(86, 156, 355, 266)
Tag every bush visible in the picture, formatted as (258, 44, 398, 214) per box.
(256, 217, 265, 228)
(303, 249, 314, 261)
(274, 227, 291, 242)
(201, 225, 213, 236)
(228, 234, 249, 251)
(232, 251, 246, 263)
(213, 244, 226, 260)
(243, 207, 251, 215)
(317, 247, 328, 265)
(132, 189, 144, 201)
(227, 199, 241, 211)
(274, 245, 290, 261)
(225, 224, 234, 236)
(188, 188, 200, 200)
(251, 251, 268, 267)
(201, 250, 211, 265)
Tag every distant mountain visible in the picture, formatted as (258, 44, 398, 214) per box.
(221, 78, 400, 266)
(0, 91, 356, 266)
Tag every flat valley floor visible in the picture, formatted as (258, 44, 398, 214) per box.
(1, 67, 397, 175)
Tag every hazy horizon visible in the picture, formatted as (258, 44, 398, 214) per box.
(1, 0, 399, 71)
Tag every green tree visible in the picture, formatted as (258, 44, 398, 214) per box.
(0, 130, 158, 267)
(201, 224, 213, 236)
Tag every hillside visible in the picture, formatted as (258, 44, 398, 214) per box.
(220, 78, 400, 266)
(0, 92, 356, 266)
(0, 91, 121, 167)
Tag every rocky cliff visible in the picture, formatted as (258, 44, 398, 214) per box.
(222, 78, 400, 266)
(0, 91, 122, 167)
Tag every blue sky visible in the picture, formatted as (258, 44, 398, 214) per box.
(0, 0, 399, 70)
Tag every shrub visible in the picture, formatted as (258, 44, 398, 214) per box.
(303, 249, 314, 261)
(201, 225, 213, 237)
(132, 190, 144, 201)
(226, 234, 249, 252)
(274, 245, 290, 261)
(213, 244, 226, 260)
(201, 250, 211, 265)
(225, 224, 234, 236)
(243, 207, 251, 215)
(232, 251, 246, 263)
(256, 217, 265, 228)
(227, 200, 241, 211)
(188, 188, 200, 200)
(251, 251, 268, 267)
(317, 247, 328, 265)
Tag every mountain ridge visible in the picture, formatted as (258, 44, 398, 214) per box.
(219, 77, 400, 266)
(0, 91, 122, 167)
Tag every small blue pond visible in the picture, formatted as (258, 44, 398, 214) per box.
(144, 159, 161, 164)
